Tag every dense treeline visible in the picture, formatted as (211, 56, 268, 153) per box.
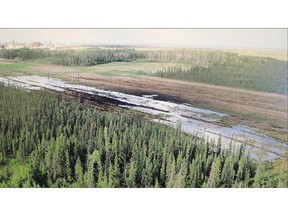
(140, 49, 233, 65)
(0, 48, 141, 66)
(0, 48, 252, 66)
(140, 50, 287, 94)
(154, 58, 287, 94)
(0, 48, 287, 94)
(52, 49, 140, 66)
(0, 85, 287, 188)
(0, 48, 52, 61)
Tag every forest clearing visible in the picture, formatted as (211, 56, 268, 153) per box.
(1, 55, 287, 143)
(0, 47, 287, 188)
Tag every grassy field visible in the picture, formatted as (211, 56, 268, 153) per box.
(0, 58, 77, 78)
(0, 59, 190, 78)
(77, 61, 191, 77)
(0, 60, 40, 77)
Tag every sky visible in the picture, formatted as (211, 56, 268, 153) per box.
(0, 29, 287, 50)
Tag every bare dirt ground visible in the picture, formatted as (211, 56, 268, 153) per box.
(33, 65, 77, 74)
(27, 63, 288, 121)
(67, 73, 287, 120)
(25, 63, 288, 142)
(0, 58, 15, 64)
(63, 72, 287, 142)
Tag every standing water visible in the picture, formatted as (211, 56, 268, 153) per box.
(1, 76, 287, 161)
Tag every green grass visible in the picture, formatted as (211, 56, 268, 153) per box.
(0, 59, 73, 78)
(192, 102, 287, 143)
(0, 60, 179, 78)
(220, 116, 239, 126)
(96, 69, 138, 77)
(77, 61, 190, 76)
(0, 61, 41, 77)
(256, 129, 288, 144)
(201, 113, 239, 127)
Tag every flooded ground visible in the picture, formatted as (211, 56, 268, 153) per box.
(1, 75, 287, 161)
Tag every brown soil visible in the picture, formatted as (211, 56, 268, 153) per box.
(62, 72, 287, 143)
(33, 65, 77, 74)
(2, 57, 286, 142)
(0, 58, 15, 64)
(66, 73, 287, 121)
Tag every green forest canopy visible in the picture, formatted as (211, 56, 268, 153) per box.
(0, 85, 287, 188)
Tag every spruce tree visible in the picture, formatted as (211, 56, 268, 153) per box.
(206, 157, 221, 188)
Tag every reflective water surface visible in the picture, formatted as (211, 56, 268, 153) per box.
(1, 76, 287, 161)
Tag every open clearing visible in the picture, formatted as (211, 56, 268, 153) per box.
(76, 61, 191, 77)
(1, 59, 287, 142)
(63, 63, 287, 142)
(69, 72, 287, 119)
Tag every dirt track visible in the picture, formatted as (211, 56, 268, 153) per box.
(64, 72, 288, 143)
(34, 65, 77, 74)
(1, 57, 286, 142)
(32, 63, 287, 122)
(67, 73, 287, 121)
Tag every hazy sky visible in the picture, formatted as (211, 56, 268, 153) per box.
(0, 29, 287, 50)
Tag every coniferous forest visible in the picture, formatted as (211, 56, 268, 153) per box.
(0, 85, 286, 188)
